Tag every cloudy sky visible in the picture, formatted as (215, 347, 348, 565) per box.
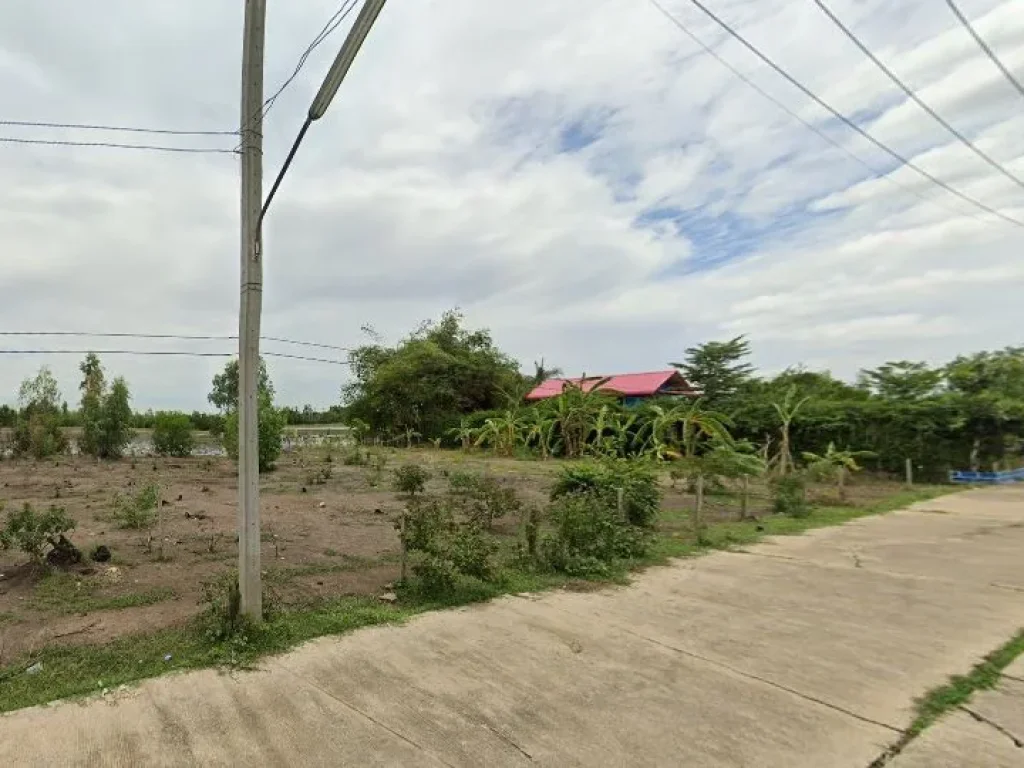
(1, 0, 1022, 410)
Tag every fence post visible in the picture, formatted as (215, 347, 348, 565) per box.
(399, 511, 408, 584)
(905, 458, 913, 487)
(616, 487, 626, 523)
(740, 475, 750, 520)
(694, 474, 705, 543)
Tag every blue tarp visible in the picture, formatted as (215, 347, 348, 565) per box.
(949, 468, 1024, 484)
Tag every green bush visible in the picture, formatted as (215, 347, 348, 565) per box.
(13, 412, 67, 459)
(223, 401, 285, 472)
(392, 464, 430, 497)
(771, 473, 810, 518)
(400, 496, 498, 596)
(0, 503, 76, 565)
(152, 412, 196, 457)
(551, 459, 661, 528)
(540, 491, 651, 576)
(112, 484, 159, 529)
(448, 471, 521, 529)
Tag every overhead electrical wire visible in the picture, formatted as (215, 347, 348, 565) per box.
(0, 349, 349, 366)
(651, 0, 1024, 229)
(236, 0, 360, 147)
(943, 0, 1024, 101)
(811, 0, 1024, 191)
(0, 120, 237, 136)
(0, 136, 238, 155)
(0, 330, 351, 353)
(644, 0, 991, 225)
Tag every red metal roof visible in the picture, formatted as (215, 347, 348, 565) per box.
(525, 370, 697, 401)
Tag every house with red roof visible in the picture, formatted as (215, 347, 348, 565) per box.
(525, 370, 699, 407)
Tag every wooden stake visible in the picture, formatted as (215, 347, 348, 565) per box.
(399, 511, 408, 584)
(740, 475, 749, 520)
(905, 458, 913, 487)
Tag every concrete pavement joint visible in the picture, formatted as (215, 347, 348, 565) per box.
(613, 624, 903, 734)
(273, 662, 458, 768)
(960, 705, 1024, 748)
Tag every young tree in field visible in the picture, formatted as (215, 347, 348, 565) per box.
(672, 336, 754, 409)
(93, 377, 134, 459)
(542, 379, 616, 459)
(223, 393, 285, 472)
(802, 442, 871, 501)
(14, 367, 67, 458)
(79, 353, 106, 456)
(772, 385, 811, 476)
(209, 358, 273, 413)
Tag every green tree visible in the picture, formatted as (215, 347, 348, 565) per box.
(801, 442, 872, 500)
(343, 310, 522, 442)
(14, 367, 67, 458)
(209, 358, 274, 412)
(223, 396, 285, 472)
(94, 377, 133, 459)
(858, 361, 942, 401)
(79, 353, 106, 456)
(152, 412, 196, 457)
(672, 336, 754, 408)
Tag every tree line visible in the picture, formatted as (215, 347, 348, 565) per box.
(342, 313, 1024, 480)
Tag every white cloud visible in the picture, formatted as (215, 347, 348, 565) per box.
(1, 0, 1022, 409)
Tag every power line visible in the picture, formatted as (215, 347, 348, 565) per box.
(0, 331, 352, 353)
(658, 0, 1024, 228)
(644, 0, 990, 225)
(237, 0, 359, 146)
(812, 0, 1024, 192)
(0, 349, 349, 365)
(0, 120, 237, 136)
(943, 0, 1024, 102)
(0, 136, 238, 155)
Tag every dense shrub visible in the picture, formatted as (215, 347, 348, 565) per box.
(0, 503, 77, 566)
(771, 473, 810, 518)
(551, 459, 661, 528)
(152, 412, 196, 457)
(540, 491, 651, 576)
(223, 401, 286, 472)
(393, 464, 430, 497)
(400, 496, 498, 595)
(448, 471, 521, 529)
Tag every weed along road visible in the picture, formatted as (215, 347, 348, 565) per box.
(2, 486, 1023, 767)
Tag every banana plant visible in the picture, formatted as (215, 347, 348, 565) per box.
(772, 385, 811, 476)
(801, 442, 874, 500)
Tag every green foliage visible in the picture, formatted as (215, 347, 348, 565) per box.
(112, 484, 160, 529)
(671, 335, 754, 408)
(540, 492, 651, 576)
(13, 367, 67, 459)
(551, 460, 661, 528)
(223, 399, 286, 472)
(208, 358, 274, 413)
(75, 356, 133, 459)
(0, 503, 76, 565)
(447, 471, 522, 529)
(400, 496, 499, 595)
(342, 310, 523, 444)
(771, 474, 809, 518)
(198, 570, 280, 641)
(342, 446, 368, 466)
(392, 463, 430, 497)
(152, 412, 196, 457)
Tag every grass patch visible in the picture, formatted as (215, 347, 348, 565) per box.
(28, 573, 177, 616)
(908, 629, 1024, 738)
(0, 611, 18, 625)
(0, 484, 953, 714)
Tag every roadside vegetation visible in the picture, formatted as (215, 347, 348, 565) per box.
(1, 309, 1021, 714)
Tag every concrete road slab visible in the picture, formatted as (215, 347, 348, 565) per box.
(889, 710, 1023, 768)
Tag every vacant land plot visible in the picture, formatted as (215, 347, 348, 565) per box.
(0, 446, 926, 667)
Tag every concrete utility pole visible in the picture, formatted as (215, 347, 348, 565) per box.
(238, 0, 267, 619)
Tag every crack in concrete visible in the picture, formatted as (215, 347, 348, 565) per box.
(614, 625, 903, 734)
(960, 705, 1024, 748)
(274, 663, 458, 768)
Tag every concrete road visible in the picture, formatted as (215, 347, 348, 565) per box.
(2, 487, 1023, 767)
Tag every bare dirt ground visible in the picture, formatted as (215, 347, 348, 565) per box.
(0, 447, 912, 666)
